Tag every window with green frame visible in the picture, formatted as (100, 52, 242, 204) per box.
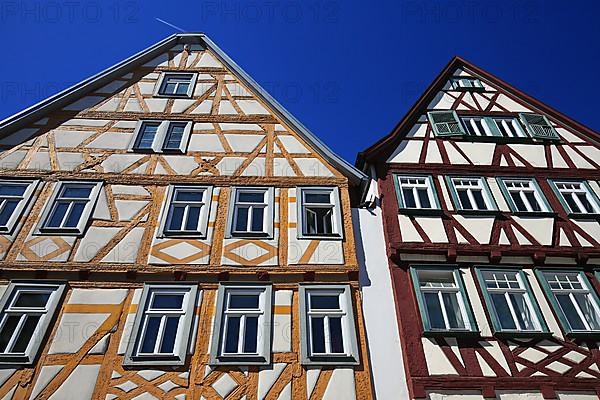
(475, 268, 548, 335)
(394, 175, 441, 212)
(445, 176, 497, 212)
(548, 180, 600, 216)
(496, 178, 552, 214)
(427, 111, 465, 137)
(536, 270, 600, 336)
(410, 266, 478, 334)
(519, 113, 560, 141)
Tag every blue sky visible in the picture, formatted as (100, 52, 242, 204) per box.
(1, 0, 598, 162)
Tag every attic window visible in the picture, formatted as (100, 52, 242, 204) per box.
(451, 77, 484, 91)
(156, 73, 196, 97)
(519, 113, 560, 141)
(132, 121, 193, 153)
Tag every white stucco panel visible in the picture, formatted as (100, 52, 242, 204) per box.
(512, 217, 554, 246)
(386, 140, 422, 163)
(453, 215, 494, 244)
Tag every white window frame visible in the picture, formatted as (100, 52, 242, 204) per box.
(299, 285, 359, 366)
(158, 185, 213, 238)
(411, 267, 477, 333)
(154, 72, 198, 98)
(476, 269, 546, 333)
(226, 187, 274, 238)
(498, 178, 551, 213)
(37, 181, 102, 236)
(210, 283, 272, 365)
(550, 180, 600, 215)
(0, 281, 65, 365)
(297, 186, 343, 240)
(451, 77, 484, 90)
(537, 270, 600, 334)
(124, 283, 198, 366)
(461, 116, 527, 139)
(447, 176, 497, 212)
(130, 120, 193, 153)
(0, 180, 39, 234)
(394, 175, 440, 211)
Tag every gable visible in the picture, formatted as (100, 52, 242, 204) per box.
(360, 59, 599, 171)
(0, 35, 362, 183)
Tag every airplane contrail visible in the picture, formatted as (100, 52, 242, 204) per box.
(155, 18, 185, 32)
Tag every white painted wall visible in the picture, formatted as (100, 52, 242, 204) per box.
(352, 180, 409, 400)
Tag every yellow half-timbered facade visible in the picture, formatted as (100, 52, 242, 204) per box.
(0, 33, 372, 399)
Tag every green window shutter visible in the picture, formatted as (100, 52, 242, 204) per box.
(427, 111, 465, 137)
(519, 113, 560, 140)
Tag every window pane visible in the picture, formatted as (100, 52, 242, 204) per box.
(140, 316, 161, 353)
(329, 317, 344, 353)
(305, 193, 330, 203)
(185, 206, 201, 231)
(510, 192, 527, 212)
(175, 191, 203, 202)
(423, 292, 445, 329)
(576, 193, 594, 213)
(235, 207, 249, 231)
(442, 292, 465, 329)
(472, 190, 487, 210)
(524, 192, 541, 212)
(152, 294, 184, 309)
(306, 208, 333, 235)
(0, 201, 19, 226)
(168, 206, 185, 231)
(564, 194, 581, 213)
(224, 316, 241, 353)
(556, 294, 586, 330)
(417, 188, 431, 208)
(402, 188, 416, 208)
(229, 294, 259, 309)
(14, 292, 50, 308)
(12, 315, 40, 353)
(164, 83, 178, 94)
(311, 295, 340, 310)
(238, 192, 264, 203)
(310, 317, 326, 353)
(64, 202, 86, 227)
(0, 315, 21, 352)
(306, 209, 317, 234)
(457, 190, 472, 210)
(243, 316, 258, 353)
(47, 202, 69, 227)
(509, 293, 536, 330)
(175, 83, 190, 95)
(0, 185, 26, 196)
(159, 316, 179, 353)
(573, 294, 600, 330)
(164, 125, 186, 149)
(251, 207, 264, 231)
(61, 186, 92, 198)
(491, 293, 517, 330)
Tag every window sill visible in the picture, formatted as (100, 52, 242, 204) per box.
(511, 211, 557, 218)
(301, 355, 359, 366)
(493, 330, 551, 339)
(297, 234, 343, 241)
(398, 208, 444, 216)
(423, 330, 480, 338)
(160, 232, 208, 240)
(567, 213, 600, 220)
(153, 93, 193, 99)
(210, 355, 269, 366)
(0, 355, 32, 365)
(565, 331, 600, 340)
(124, 355, 186, 367)
(35, 228, 83, 237)
(227, 232, 274, 240)
(457, 136, 534, 144)
(455, 209, 501, 216)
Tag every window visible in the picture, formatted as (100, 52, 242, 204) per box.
(394, 175, 439, 211)
(447, 177, 496, 211)
(297, 187, 342, 239)
(299, 285, 359, 365)
(550, 180, 600, 215)
(210, 284, 272, 365)
(0, 180, 38, 233)
(39, 181, 102, 235)
(427, 111, 465, 137)
(227, 187, 274, 238)
(124, 284, 197, 366)
(461, 116, 527, 139)
(132, 121, 192, 153)
(498, 178, 551, 213)
(476, 269, 546, 334)
(451, 77, 484, 90)
(519, 113, 560, 140)
(0, 282, 65, 365)
(156, 72, 196, 97)
(537, 271, 600, 335)
(410, 267, 477, 333)
(159, 185, 212, 237)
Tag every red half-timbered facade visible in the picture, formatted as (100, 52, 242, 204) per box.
(357, 57, 600, 400)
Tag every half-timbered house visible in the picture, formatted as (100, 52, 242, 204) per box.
(0, 33, 374, 399)
(357, 57, 600, 399)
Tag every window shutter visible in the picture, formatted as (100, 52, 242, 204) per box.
(519, 113, 560, 140)
(427, 111, 465, 137)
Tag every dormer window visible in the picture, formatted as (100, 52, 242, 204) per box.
(156, 73, 197, 97)
(451, 77, 484, 90)
(460, 116, 527, 139)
